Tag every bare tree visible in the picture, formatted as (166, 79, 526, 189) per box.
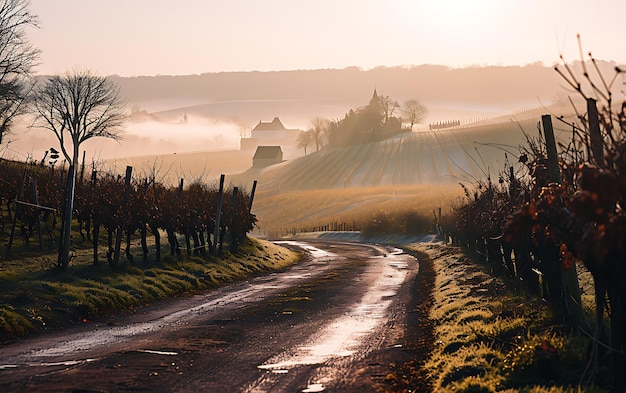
(310, 117, 330, 152)
(379, 95, 399, 125)
(297, 129, 314, 155)
(401, 99, 427, 131)
(32, 69, 127, 269)
(0, 0, 39, 144)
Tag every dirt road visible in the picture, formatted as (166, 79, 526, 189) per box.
(0, 240, 433, 392)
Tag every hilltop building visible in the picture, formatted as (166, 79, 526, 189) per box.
(252, 146, 283, 168)
(240, 117, 302, 151)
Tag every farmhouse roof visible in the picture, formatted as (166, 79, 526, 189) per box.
(253, 145, 283, 160)
(252, 117, 286, 131)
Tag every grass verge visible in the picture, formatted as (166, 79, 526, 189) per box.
(409, 242, 609, 393)
(0, 237, 299, 343)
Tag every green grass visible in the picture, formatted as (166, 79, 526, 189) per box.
(0, 237, 299, 342)
(411, 242, 609, 393)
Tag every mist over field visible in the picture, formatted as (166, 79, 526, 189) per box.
(7, 62, 621, 166)
(4, 117, 243, 161)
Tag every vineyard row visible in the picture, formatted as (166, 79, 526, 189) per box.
(0, 159, 257, 268)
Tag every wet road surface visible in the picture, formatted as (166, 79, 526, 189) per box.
(0, 240, 423, 392)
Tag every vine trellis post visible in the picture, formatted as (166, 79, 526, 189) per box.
(211, 174, 225, 255)
(542, 114, 585, 331)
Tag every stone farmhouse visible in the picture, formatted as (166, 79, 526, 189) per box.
(240, 117, 302, 151)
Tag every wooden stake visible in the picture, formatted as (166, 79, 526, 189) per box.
(542, 114, 585, 331)
(212, 174, 225, 255)
(542, 115, 561, 183)
(248, 180, 257, 212)
(587, 98, 604, 167)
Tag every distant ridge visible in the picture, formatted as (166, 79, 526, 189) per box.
(113, 64, 565, 109)
(112, 61, 624, 130)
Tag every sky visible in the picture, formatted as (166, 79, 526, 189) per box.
(27, 0, 626, 77)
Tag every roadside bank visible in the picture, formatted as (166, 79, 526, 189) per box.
(0, 237, 299, 343)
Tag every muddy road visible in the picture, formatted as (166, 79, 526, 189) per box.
(0, 240, 431, 392)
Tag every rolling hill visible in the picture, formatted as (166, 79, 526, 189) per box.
(231, 114, 564, 192)
(99, 104, 578, 236)
(228, 114, 567, 235)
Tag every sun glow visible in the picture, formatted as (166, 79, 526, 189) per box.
(406, 0, 509, 29)
(390, 0, 520, 66)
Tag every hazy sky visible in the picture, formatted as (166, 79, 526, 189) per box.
(28, 0, 625, 77)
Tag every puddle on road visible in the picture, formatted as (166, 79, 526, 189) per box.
(136, 349, 178, 356)
(389, 247, 404, 256)
(372, 247, 404, 259)
(274, 241, 335, 261)
(302, 382, 326, 392)
(0, 358, 99, 370)
(0, 365, 18, 370)
(252, 252, 413, 392)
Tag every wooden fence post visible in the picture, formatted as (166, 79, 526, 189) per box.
(542, 114, 585, 330)
(542, 115, 561, 183)
(587, 98, 604, 168)
(211, 174, 225, 255)
(248, 180, 257, 213)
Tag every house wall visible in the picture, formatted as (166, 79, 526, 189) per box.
(253, 157, 281, 168)
(251, 129, 290, 141)
(240, 137, 259, 151)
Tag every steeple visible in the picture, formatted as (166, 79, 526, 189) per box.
(369, 88, 382, 111)
(371, 88, 378, 103)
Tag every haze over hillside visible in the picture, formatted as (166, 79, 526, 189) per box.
(115, 64, 567, 127)
(5, 61, 622, 165)
(112, 61, 623, 152)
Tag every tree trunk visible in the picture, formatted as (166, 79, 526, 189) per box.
(150, 224, 161, 262)
(198, 230, 207, 257)
(218, 224, 225, 254)
(125, 230, 134, 265)
(57, 165, 75, 270)
(167, 228, 181, 257)
(607, 263, 626, 392)
(112, 166, 132, 269)
(183, 226, 192, 256)
(106, 227, 115, 267)
(190, 228, 201, 256)
(140, 225, 148, 263)
(92, 215, 100, 265)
